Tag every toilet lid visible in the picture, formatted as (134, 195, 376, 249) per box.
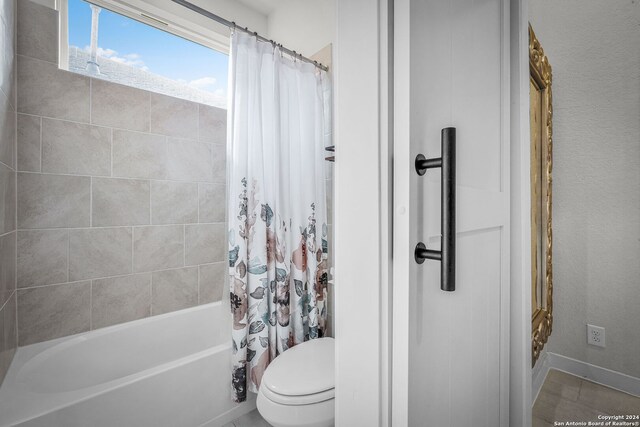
(261, 337, 334, 398)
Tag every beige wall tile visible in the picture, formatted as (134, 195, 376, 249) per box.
(91, 79, 150, 132)
(185, 223, 226, 266)
(150, 93, 198, 139)
(16, 0, 58, 64)
(17, 281, 90, 345)
(92, 178, 150, 227)
(0, 0, 16, 106)
(112, 130, 167, 180)
(69, 227, 132, 281)
(133, 225, 183, 273)
(92, 273, 151, 329)
(17, 229, 68, 288)
(17, 172, 90, 229)
(151, 267, 197, 315)
(0, 91, 15, 169)
(41, 118, 111, 176)
(0, 232, 16, 307)
(198, 262, 225, 304)
(0, 292, 17, 383)
(167, 139, 213, 182)
(17, 55, 90, 122)
(17, 113, 40, 172)
(211, 143, 226, 183)
(0, 163, 16, 234)
(150, 181, 197, 225)
(0, 0, 16, 384)
(198, 183, 225, 223)
(198, 104, 226, 144)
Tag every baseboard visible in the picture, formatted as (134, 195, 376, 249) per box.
(532, 352, 640, 404)
(531, 351, 550, 404)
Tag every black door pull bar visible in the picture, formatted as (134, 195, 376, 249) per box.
(414, 127, 456, 292)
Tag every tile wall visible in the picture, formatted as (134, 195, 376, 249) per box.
(14, 1, 228, 346)
(0, 0, 17, 383)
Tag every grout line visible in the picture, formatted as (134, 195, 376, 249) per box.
(0, 158, 14, 171)
(149, 180, 152, 225)
(16, 169, 225, 185)
(66, 229, 70, 283)
(39, 116, 42, 172)
(149, 273, 153, 316)
(131, 226, 135, 272)
(89, 280, 93, 330)
(110, 128, 113, 177)
(16, 264, 206, 292)
(15, 112, 220, 143)
(197, 104, 201, 142)
(0, 229, 16, 239)
(13, 289, 19, 348)
(89, 176, 93, 227)
(15, 222, 226, 232)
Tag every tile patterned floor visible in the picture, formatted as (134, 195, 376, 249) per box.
(533, 369, 640, 427)
(224, 409, 271, 427)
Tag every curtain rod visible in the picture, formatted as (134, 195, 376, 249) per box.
(170, 0, 329, 72)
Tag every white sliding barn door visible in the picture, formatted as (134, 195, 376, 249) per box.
(393, 0, 510, 425)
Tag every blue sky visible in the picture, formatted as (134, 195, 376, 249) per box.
(68, 0, 228, 95)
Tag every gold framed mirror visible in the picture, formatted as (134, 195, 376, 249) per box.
(529, 24, 553, 367)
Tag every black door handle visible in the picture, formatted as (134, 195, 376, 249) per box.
(414, 127, 456, 292)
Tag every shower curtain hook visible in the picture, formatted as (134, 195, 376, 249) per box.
(253, 31, 258, 40)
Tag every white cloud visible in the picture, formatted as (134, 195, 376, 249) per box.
(84, 46, 147, 69)
(187, 77, 218, 92)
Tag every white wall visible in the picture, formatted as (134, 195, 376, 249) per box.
(530, 0, 640, 378)
(266, 0, 334, 58)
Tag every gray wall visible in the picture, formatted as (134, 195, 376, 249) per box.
(14, 1, 227, 346)
(0, 0, 17, 384)
(530, 0, 640, 378)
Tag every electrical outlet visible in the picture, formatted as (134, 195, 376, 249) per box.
(587, 324, 606, 348)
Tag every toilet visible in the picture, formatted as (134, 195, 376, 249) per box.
(257, 337, 335, 427)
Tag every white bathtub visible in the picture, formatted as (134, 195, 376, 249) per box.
(0, 302, 255, 427)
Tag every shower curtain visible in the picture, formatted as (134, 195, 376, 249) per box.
(227, 31, 331, 403)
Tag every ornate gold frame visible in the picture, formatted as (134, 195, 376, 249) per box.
(529, 24, 553, 367)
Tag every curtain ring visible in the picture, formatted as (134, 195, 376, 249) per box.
(253, 31, 258, 40)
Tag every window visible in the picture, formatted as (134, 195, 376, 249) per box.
(65, 0, 228, 108)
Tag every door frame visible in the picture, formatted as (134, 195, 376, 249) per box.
(509, 0, 534, 425)
(333, 0, 393, 426)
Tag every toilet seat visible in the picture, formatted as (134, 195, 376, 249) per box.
(260, 383, 334, 406)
